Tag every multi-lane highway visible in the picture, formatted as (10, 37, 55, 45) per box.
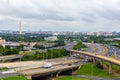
(84, 43, 97, 52)
(0, 57, 81, 71)
(106, 45, 120, 59)
(85, 43, 108, 55)
(19, 64, 79, 76)
(0, 57, 81, 78)
(0, 71, 19, 79)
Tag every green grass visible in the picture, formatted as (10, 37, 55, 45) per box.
(112, 64, 120, 72)
(0, 76, 29, 80)
(19, 51, 36, 55)
(55, 76, 90, 80)
(104, 62, 120, 73)
(77, 63, 113, 78)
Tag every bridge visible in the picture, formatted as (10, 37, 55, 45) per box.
(70, 50, 120, 65)
(0, 57, 82, 80)
(69, 49, 120, 73)
(19, 64, 80, 80)
(16, 58, 81, 80)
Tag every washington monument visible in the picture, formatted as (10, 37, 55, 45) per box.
(19, 21, 22, 34)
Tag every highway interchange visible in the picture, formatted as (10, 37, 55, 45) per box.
(0, 42, 120, 79)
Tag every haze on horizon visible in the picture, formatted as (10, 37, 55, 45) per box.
(0, 0, 120, 32)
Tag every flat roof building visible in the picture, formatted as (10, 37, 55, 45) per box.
(0, 37, 6, 44)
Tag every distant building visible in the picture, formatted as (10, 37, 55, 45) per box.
(44, 36, 58, 41)
(0, 37, 6, 44)
(104, 38, 114, 41)
(104, 38, 120, 41)
(87, 32, 95, 35)
(113, 38, 120, 41)
(53, 33, 59, 36)
(2, 42, 19, 48)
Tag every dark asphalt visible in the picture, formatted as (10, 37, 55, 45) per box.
(0, 72, 19, 78)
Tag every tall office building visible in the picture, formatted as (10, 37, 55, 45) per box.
(19, 21, 22, 34)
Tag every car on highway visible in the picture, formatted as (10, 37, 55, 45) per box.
(43, 63, 52, 68)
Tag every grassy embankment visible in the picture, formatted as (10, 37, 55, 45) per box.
(0, 76, 29, 80)
(77, 63, 114, 78)
(104, 62, 120, 73)
(55, 63, 114, 80)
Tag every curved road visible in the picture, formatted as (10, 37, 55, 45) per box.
(85, 43, 108, 55)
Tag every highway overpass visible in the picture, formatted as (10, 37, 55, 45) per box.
(19, 64, 80, 80)
(0, 57, 82, 80)
(70, 50, 120, 66)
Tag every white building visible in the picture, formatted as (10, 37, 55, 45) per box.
(44, 36, 58, 41)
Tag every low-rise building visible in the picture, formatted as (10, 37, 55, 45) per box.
(44, 36, 58, 41)
(0, 37, 6, 44)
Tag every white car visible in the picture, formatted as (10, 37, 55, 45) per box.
(43, 63, 52, 68)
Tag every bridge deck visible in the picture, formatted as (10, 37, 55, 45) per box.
(19, 65, 79, 76)
(0, 57, 81, 71)
(70, 50, 120, 65)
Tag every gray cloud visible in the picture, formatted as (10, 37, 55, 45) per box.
(0, 0, 120, 32)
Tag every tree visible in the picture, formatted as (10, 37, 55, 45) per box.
(33, 44, 45, 49)
(54, 40, 65, 47)
(0, 45, 19, 55)
(21, 48, 68, 61)
(18, 44, 25, 51)
(11, 48, 19, 54)
(73, 41, 87, 50)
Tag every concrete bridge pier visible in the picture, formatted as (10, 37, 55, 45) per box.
(99, 59, 103, 65)
(108, 63, 112, 74)
(72, 66, 81, 74)
(55, 71, 60, 77)
(59, 66, 81, 75)
(92, 57, 96, 63)
(87, 56, 92, 62)
(26, 75, 32, 80)
(83, 55, 87, 61)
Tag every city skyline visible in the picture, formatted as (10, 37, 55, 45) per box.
(0, 0, 120, 32)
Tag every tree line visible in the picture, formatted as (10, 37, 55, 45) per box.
(73, 41, 87, 50)
(22, 48, 68, 61)
(0, 33, 51, 42)
(0, 45, 19, 56)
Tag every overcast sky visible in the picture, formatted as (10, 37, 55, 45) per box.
(0, 0, 120, 32)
